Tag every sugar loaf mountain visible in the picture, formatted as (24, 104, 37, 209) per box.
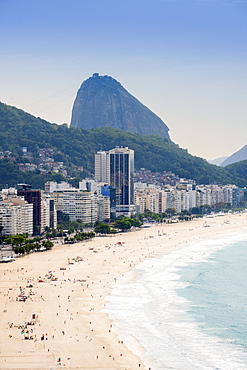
(70, 73, 170, 138)
(0, 73, 247, 190)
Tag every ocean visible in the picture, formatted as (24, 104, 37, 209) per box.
(105, 231, 247, 369)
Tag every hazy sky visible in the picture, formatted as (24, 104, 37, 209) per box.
(1, 0, 246, 160)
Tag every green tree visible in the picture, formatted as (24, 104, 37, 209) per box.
(42, 240, 53, 250)
(5, 234, 27, 247)
(34, 242, 42, 251)
(14, 246, 25, 255)
(57, 210, 70, 229)
(24, 244, 33, 254)
(114, 218, 132, 231)
(94, 223, 111, 234)
(70, 219, 84, 231)
(129, 218, 142, 227)
(191, 207, 201, 215)
(165, 208, 177, 217)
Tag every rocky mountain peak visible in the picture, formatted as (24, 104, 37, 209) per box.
(70, 73, 170, 139)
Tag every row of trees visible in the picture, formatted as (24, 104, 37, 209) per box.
(94, 216, 142, 234)
(14, 240, 54, 255)
(3, 234, 54, 256)
(133, 202, 247, 224)
(56, 211, 143, 235)
(64, 231, 95, 244)
(3, 200, 244, 258)
(1, 215, 143, 258)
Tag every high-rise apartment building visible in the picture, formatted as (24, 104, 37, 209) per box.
(17, 184, 42, 234)
(52, 190, 100, 224)
(101, 185, 116, 217)
(95, 147, 135, 216)
(97, 195, 111, 222)
(0, 198, 33, 236)
(95, 151, 107, 182)
(41, 195, 57, 231)
(17, 184, 57, 234)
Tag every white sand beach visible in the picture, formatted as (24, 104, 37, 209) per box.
(0, 212, 247, 370)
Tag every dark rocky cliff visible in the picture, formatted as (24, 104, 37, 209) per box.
(70, 73, 170, 139)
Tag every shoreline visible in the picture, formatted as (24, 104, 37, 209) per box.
(106, 223, 247, 370)
(1, 212, 247, 369)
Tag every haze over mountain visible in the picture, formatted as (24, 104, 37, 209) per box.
(221, 145, 247, 167)
(70, 74, 170, 139)
(208, 156, 228, 166)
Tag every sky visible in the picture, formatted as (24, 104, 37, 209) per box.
(1, 0, 246, 160)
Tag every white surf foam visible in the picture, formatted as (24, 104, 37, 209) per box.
(104, 232, 247, 369)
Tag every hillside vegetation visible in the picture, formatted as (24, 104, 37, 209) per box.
(225, 160, 247, 188)
(0, 101, 246, 189)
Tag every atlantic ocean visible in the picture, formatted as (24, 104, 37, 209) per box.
(105, 231, 247, 369)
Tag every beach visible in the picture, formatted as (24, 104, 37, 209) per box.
(1, 212, 247, 370)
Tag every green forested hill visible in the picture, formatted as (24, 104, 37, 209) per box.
(225, 160, 247, 188)
(0, 101, 245, 189)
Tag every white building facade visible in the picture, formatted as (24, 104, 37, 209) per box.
(51, 189, 110, 224)
(0, 198, 33, 236)
(95, 151, 107, 183)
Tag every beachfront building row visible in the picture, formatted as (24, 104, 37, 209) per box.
(45, 180, 116, 222)
(50, 189, 110, 224)
(134, 182, 242, 214)
(135, 186, 190, 214)
(45, 179, 243, 223)
(194, 184, 241, 208)
(0, 182, 111, 235)
(16, 184, 57, 234)
(0, 187, 57, 236)
(0, 194, 33, 236)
